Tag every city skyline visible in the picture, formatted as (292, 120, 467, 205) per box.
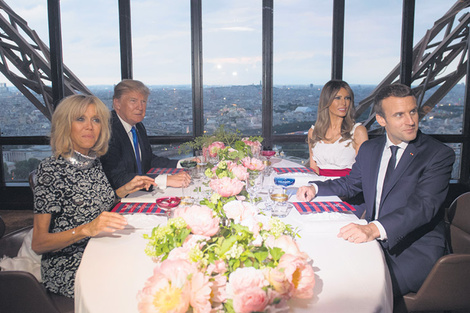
(1, 0, 461, 87)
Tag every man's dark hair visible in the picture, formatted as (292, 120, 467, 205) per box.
(374, 83, 415, 117)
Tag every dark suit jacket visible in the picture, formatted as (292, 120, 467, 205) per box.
(101, 110, 178, 189)
(315, 131, 455, 295)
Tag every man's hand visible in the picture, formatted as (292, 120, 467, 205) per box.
(296, 185, 317, 201)
(337, 223, 380, 243)
(167, 171, 191, 188)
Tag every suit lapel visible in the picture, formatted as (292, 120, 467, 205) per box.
(380, 138, 418, 207)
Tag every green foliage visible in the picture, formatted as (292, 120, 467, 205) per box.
(178, 124, 263, 154)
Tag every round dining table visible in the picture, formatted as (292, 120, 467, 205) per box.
(74, 158, 393, 313)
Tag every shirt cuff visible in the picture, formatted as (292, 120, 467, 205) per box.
(154, 174, 168, 190)
(176, 160, 182, 168)
(370, 221, 388, 241)
(310, 183, 319, 195)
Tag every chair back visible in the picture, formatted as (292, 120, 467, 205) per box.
(0, 271, 61, 313)
(447, 191, 470, 254)
(29, 169, 37, 192)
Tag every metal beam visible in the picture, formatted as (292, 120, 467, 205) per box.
(262, 0, 274, 149)
(400, 0, 415, 86)
(191, 0, 203, 138)
(118, 0, 132, 80)
(332, 0, 345, 80)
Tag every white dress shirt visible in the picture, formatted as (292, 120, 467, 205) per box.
(371, 137, 408, 240)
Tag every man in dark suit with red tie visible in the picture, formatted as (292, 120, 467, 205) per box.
(297, 83, 455, 297)
(101, 79, 191, 190)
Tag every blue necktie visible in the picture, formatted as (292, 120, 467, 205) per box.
(381, 145, 399, 203)
(131, 126, 142, 174)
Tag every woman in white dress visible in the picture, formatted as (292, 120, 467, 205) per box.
(308, 80, 368, 177)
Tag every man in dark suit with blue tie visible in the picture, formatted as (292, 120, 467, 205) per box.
(101, 79, 191, 190)
(297, 83, 455, 297)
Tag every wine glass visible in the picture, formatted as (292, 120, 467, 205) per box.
(261, 150, 276, 161)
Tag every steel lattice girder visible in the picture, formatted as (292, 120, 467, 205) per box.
(0, 0, 91, 121)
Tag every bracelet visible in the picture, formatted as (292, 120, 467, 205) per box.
(72, 228, 76, 236)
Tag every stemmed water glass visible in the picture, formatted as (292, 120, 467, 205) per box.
(180, 160, 197, 205)
(246, 172, 263, 204)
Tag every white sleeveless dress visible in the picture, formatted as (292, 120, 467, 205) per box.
(311, 123, 361, 171)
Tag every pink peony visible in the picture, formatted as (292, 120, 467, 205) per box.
(209, 177, 244, 197)
(167, 246, 190, 261)
(183, 234, 210, 250)
(137, 259, 195, 313)
(277, 254, 315, 299)
(174, 205, 220, 236)
(263, 267, 292, 298)
(229, 164, 249, 181)
(232, 286, 270, 313)
(210, 274, 227, 305)
(207, 141, 225, 157)
(241, 157, 265, 171)
(223, 200, 258, 223)
(207, 260, 227, 275)
(227, 267, 269, 296)
(265, 235, 307, 259)
(189, 271, 212, 313)
(242, 138, 262, 156)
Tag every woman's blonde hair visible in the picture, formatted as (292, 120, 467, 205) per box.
(309, 80, 356, 146)
(50, 95, 111, 158)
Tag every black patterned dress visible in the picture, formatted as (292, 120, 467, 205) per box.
(33, 155, 115, 298)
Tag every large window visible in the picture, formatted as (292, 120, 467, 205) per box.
(273, 1, 329, 136)
(132, 1, 192, 136)
(202, 0, 262, 136)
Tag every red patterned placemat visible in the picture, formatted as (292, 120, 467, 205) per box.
(293, 201, 355, 214)
(274, 167, 315, 174)
(147, 168, 184, 175)
(111, 202, 166, 214)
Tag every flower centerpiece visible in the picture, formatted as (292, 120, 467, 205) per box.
(139, 202, 315, 313)
(138, 125, 315, 312)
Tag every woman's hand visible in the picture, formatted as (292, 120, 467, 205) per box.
(32, 212, 127, 254)
(116, 175, 157, 198)
(82, 211, 127, 237)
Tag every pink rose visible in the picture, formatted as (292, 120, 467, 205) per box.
(277, 254, 315, 299)
(209, 177, 244, 197)
(241, 157, 265, 171)
(174, 205, 220, 236)
(189, 271, 212, 313)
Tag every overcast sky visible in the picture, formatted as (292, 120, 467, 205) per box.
(1, 0, 464, 87)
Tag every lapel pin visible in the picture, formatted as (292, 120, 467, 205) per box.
(410, 153, 414, 156)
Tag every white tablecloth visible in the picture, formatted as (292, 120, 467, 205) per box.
(75, 158, 393, 313)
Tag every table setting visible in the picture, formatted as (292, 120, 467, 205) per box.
(75, 134, 393, 313)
